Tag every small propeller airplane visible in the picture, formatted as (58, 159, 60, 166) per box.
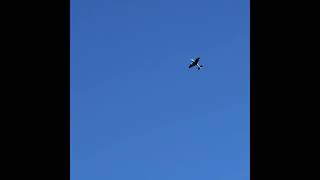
(188, 57, 203, 70)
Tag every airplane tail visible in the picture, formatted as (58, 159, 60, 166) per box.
(198, 65, 203, 70)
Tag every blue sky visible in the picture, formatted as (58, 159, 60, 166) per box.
(71, 0, 249, 179)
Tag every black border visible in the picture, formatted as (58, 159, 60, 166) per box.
(8, 0, 70, 179)
(250, 0, 308, 179)
(7, 0, 309, 179)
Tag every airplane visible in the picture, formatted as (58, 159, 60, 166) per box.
(188, 57, 203, 70)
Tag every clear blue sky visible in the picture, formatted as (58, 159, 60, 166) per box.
(71, 0, 249, 179)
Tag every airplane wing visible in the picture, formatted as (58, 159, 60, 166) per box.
(194, 57, 200, 64)
(189, 63, 196, 68)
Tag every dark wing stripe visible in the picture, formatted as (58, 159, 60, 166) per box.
(194, 57, 200, 64)
(189, 63, 195, 68)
